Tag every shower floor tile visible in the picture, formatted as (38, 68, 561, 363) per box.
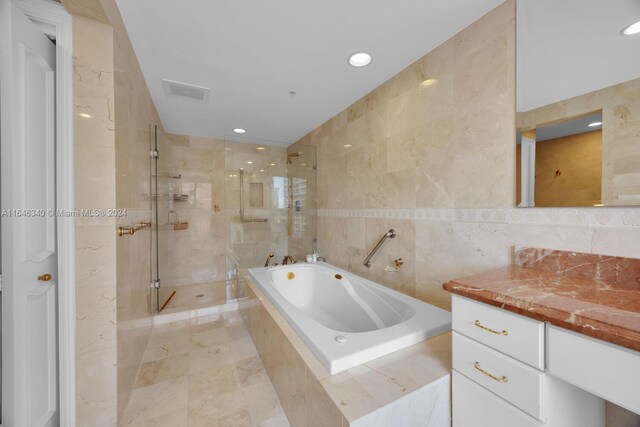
(120, 311, 290, 427)
(159, 281, 227, 314)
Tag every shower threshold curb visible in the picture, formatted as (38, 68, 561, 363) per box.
(153, 299, 239, 326)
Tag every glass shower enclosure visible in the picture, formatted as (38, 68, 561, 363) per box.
(150, 125, 177, 312)
(150, 129, 317, 310)
(224, 139, 317, 300)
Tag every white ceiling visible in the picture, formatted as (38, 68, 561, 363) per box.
(116, 0, 504, 146)
(517, 0, 640, 112)
(535, 112, 602, 142)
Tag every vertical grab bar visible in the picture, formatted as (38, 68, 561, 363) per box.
(363, 229, 396, 268)
(239, 169, 268, 223)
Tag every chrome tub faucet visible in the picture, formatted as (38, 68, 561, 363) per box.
(264, 253, 275, 267)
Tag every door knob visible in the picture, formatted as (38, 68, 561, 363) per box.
(38, 273, 52, 282)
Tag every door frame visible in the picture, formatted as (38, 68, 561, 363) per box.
(519, 136, 536, 208)
(11, 0, 76, 425)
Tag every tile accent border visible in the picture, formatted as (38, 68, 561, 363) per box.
(318, 208, 640, 228)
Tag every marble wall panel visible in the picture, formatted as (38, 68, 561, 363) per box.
(72, 14, 118, 426)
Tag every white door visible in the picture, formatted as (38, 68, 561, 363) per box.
(0, 0, 59, 426)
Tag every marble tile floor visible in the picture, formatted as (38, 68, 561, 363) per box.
(120, 310, 290, 426)
(158, 281, 228, 315)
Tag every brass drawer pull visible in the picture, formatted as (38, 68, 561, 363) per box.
(474, 361, 508, 383)
(474, 320, 508, 336)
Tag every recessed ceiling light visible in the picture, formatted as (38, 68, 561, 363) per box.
(256, 147, 266, 151)
(344, 144, 352, 148)
(233, 128, 246, 134)
(588, 121, 603, 127)
(621, 20, 640, 36)
(269, 163, 276, 166)
(247, 161, 253, 164)
(301, 163, 307, 166)
(260, 169, 265, 172)
(420, 78, 438, 88)
(79, 113, 92, 119)
(348, 52, 372, 68)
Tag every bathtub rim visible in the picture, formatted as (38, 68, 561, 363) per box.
(248, 261, 451, 374)
(239, 267, 452, 424)
(266, 262, 417, 332)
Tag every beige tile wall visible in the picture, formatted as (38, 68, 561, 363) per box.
(67, 0, 164, 424)
(72, 14, 118, 426)
(291, 0, 640, 423)
(102, 0, 161, 420)
(291, 0, 640, 309)
(291, 0, 516, 310)
(165, 134, 227, 286)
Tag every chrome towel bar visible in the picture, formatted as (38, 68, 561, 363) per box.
(118, 221, 151, 236)
(363, 229, 395, 268)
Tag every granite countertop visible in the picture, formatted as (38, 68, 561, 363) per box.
(443, 248, 640, 352)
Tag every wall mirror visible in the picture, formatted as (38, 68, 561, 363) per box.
(516, 0, 640, 207)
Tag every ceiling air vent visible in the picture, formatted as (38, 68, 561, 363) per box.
(162, 79, 210, 102)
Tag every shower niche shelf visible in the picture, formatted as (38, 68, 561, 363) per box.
(144, 194, 189, 202)
(153, 172, 182, 179)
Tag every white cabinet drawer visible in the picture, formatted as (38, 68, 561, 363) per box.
(453, 332, 544, 420)
(452, 295, 545, 369)
(548, 325, 640, 416)
(453, 370, 543, 427)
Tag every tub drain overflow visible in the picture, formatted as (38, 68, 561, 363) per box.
(335, 335, 347, 344)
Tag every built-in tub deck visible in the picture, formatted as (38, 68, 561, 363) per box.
(239, 267, 452, 426)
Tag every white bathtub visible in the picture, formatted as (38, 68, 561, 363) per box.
(248, 262, 451, 374)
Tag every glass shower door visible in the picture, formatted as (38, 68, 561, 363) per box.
(151, 125, 176, 312)
(224, 140, 290, 300)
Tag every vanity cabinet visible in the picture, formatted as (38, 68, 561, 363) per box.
(548, 326, 640, 415)
(451, 295, 605, 427)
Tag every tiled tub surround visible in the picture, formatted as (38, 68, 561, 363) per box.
(248, 263, 451, 374)
(240, 271, 451, 426)
(443, 247, 640, 352)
